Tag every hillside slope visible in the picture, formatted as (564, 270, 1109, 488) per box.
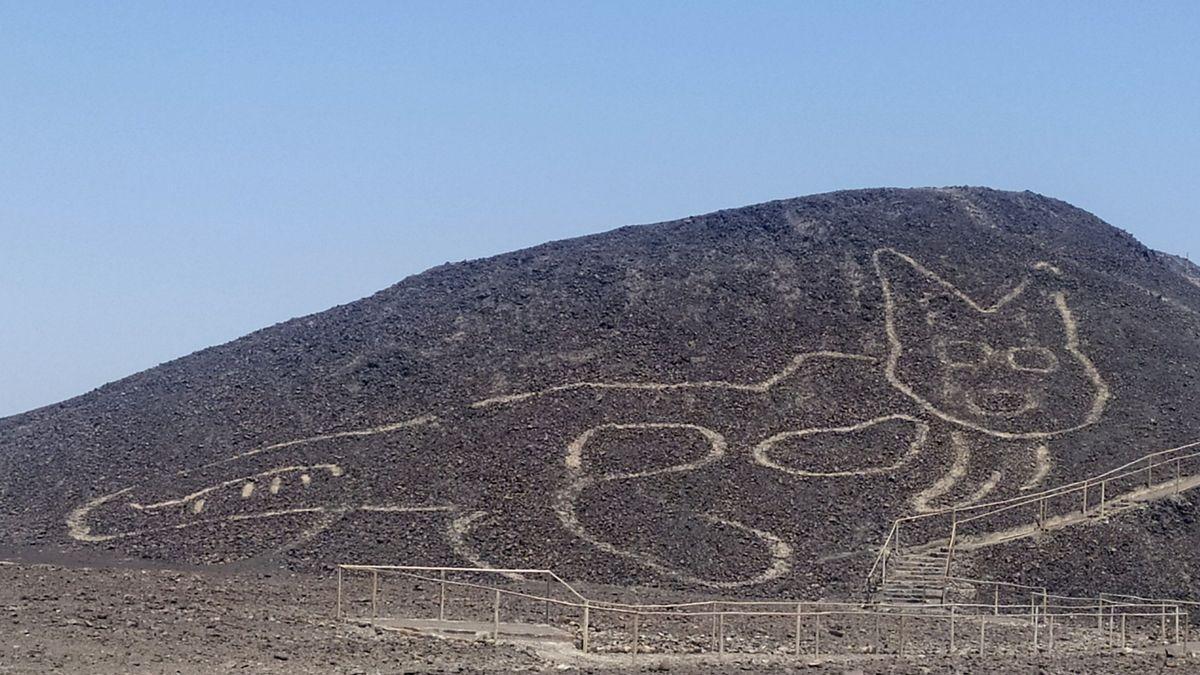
(2, 187, 1198, 596)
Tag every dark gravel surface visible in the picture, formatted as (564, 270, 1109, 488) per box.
(966, 492, 1200, 603)
(0, 561, 548, 674)
(2, 560, 1195, 674)
(2, 187, 1199, 602)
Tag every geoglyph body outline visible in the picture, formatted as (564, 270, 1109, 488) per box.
(65, 247, 1113, 588)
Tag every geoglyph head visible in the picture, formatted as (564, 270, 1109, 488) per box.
(873, 248, 1110, 439)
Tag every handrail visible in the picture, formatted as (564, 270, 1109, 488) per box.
(1100, 592, 1200, 608)
(944, 575, 1046, 594)
(339, 563, 589, 602)
(865, 437, 1200, 597)
(863, 522, 897, 590)
(337, 563, 1191, 636)
(958, 449, 1200, 526)
(902, 438, 1200, 525)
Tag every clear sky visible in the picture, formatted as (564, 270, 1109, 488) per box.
(2, 2, 1198, 418)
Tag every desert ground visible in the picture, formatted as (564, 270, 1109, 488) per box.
(2, 556, 1196, 674)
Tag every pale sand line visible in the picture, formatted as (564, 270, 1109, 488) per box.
(359, 505, 455, 513)
(565, 422, 727, 478)
(938, 188, 999, 231)
(751, 415, 929, 478)
(176, 414, 438, 479)
(553, 478, 792, 589)
(910, 432, 971, 514)
(954, 473, 1200, 552)
(65, 247, 1114, 587)
(875, 248, 1111, 440)
(129, 464, 343, 512)
(556, 422, 791, 588)
(1019, 445, 1053, 491)
(471, 352, 876, 409)
(447, 510, 527, 581)
(948, 470, 1002, 510)
(66, 412, 437, 543)
(68, 497, 453, 543)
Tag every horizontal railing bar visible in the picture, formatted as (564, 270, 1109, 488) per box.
(341, 567, 1175, 619)
(894, 439, 1200, 525)
(1101, 592, 1200, 607)
(338, 563, 589, 601)
(865, 439, 1200, 596)
(340, 564, 553, 574)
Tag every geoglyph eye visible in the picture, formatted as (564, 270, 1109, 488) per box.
(1007, 346, 1059, 373)
(936, 340, 991, 367)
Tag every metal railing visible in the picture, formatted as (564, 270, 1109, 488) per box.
(335, 564, 1192, 659)
(866, 439, 1200, 600)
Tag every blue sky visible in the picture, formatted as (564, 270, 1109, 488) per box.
(2, 2, 1198, 417)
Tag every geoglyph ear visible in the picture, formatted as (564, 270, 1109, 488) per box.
(873, 248, 961, 317)
(872, 248, 983, 338)
(873, 247, 1054, 319)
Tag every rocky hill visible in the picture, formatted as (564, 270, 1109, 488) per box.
(2, 187, 1198, 597)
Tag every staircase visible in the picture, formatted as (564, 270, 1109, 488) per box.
(866, 439, 1200, 604)
(878, 546, 950, 606)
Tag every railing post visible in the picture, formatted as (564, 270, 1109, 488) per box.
(993, 585, 999, 616)
(632, 611, 639, 659)
(1048, 611, 1054, 652)
(544, 578, 551, 624)
(1176, 607, 1183, 644)
(1100, 480, 1107, 517)
(719, 612, 726, 658)
(1162, 604, 1169, 643)
(581, 601, 590, 653)
(794, 603, 802, 656)
(942, 511, 957, 606)
(1032, 594, 1039, 650)
(1176, 458, 1183, 494)
(949, 605, 956, 653)
(1147, 458, 1153, 489)
(979, 615, 986, 656)
(438, 569, 447, 621)
(371, 570, 379, 620)
(1082, 481, 1089, 514)
(492, 589, 501, 642)
(710, 607, 718, 652)
(1038, 498, 1047, 530)
(336, 567, 343, 621)
(815, 612, 822, 656)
